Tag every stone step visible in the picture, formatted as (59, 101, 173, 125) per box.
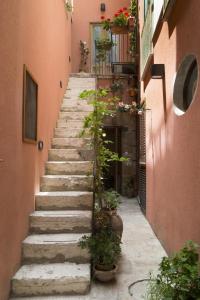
(60, 105, 92, 112)
(35, 191, 93, 211)
(59, 111, 89, 120)
(48, 149, 93, 162)
(52, 138, 91, 149)
(45, 161, 93, 175)
(22, 233, 90, 264)
(56, 120, 83, 128)
(11, 263, 90, 297)
(30, 211, 92, 234)
(40, 175, 93, 192)
(62, 99, 88, 106)
(54, 128, 85, 138)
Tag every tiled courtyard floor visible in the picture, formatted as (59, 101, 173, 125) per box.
(11, 197, 166, 300)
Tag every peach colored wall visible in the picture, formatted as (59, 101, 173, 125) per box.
(71, 0, 130, 73)
(0, 1, 71, 299)
(139, 0, 200, 254)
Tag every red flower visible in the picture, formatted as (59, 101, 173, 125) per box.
(101, 16, 105, 20)
(123, 7, 127, 11)
(119, 9, 123, 13)
(114, 13, 119, 17)
(125, 12, 129, 17)
(107, 18, 111, 21)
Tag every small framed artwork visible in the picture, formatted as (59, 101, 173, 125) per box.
(23, 65, 38, 143)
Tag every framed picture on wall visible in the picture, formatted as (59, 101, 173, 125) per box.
(22, 65, 38, 143)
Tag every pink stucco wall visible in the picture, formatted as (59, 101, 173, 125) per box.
(0, 1, 71, 298)
(71, 0, 130, 73)
(139, 0, 200, 254)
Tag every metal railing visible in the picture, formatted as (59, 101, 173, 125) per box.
(94, 31, 137, 77)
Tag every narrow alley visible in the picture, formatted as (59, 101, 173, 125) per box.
(10, 197, 166, 300)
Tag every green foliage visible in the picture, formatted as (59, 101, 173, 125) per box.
(113, 13, 128, 27)
(79, 89, 127, 207)
(102, 190, 120, 210)
(130, 0, 137, 17)
(129, 0, 137, 56)
(102, 7, 130, 31)
(145, 241, 200, 300)
(65, 1, 72, 12)
(96, 38, 115, 51)
(110, 81, 124, 93)
(79, 229, 121, 267)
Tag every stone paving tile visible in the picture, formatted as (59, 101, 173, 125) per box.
(10, 197, 166, 300)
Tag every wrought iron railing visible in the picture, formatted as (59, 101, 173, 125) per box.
(94, 30, 137, 77)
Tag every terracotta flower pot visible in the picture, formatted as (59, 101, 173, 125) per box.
(94, 209, 123, 239)
(94, 264, 118, 282)
(111, 25, 129, 34)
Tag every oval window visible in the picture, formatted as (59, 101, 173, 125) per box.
(173, 55, 198, 115)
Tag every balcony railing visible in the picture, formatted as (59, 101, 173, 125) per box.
(94, 30, 137, 77)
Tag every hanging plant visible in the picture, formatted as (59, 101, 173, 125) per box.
(116, 100, 146, 115)
(101, 7, 130, 34)
(96, 38, 115, 51)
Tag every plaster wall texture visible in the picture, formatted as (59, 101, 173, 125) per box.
(71, 0, 130, 73)
(0, 1, 71, 298)
(139, 0, 200, 254)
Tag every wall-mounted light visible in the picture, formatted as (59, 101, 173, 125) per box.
(38, 140, 44, 151)
(151, 64, 165, 79)
(100, 3, 106, 12)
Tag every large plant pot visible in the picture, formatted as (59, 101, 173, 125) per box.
(111, 25, 129, 34)
(94, 209, 123, 239)
(94, 264, 118, 282)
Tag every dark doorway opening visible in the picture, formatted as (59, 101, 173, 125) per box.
(103, 126, 122, 193)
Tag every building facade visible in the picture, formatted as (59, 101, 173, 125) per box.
(139, 0, 200, 254)
(0, 1, 71, 298)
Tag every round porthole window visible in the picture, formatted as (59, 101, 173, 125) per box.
(173, 54, 198, 115)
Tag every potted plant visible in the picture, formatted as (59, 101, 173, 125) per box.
(79, 229, 121, 282)
(144, 241, 200, 300)
(110, 81, 124, 94)
(96, 38, 115, 51)
(94, 190, 123, 238)
(102, 7, 131, 34)
(79, 89, 127, 207)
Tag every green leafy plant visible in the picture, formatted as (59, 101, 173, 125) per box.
(129, 0, 137, 56)
(110, 81, 124, 94)
(96, 38, 115, 51)
(79, 229, 121, 269)
(65, 1, 72, 12)
(102, 190, 120, 210)
(117, 100, 145, 114)
(102, 7, 130, 31)
(79, 89, 127, 207)
(145, 241, 200, 300)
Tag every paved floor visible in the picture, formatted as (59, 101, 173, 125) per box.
(11, 197, 166, 300)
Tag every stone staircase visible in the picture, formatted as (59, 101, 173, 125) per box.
(10, 76, 95, 298)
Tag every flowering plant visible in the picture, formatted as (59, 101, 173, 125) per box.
(101, 7, 130, 31)
(116, 100, 145, 114)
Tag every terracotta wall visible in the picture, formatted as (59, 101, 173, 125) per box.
(139, 0, 200, 254)
(0, 1, 71, 298)
(71, 0, 130, 73)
